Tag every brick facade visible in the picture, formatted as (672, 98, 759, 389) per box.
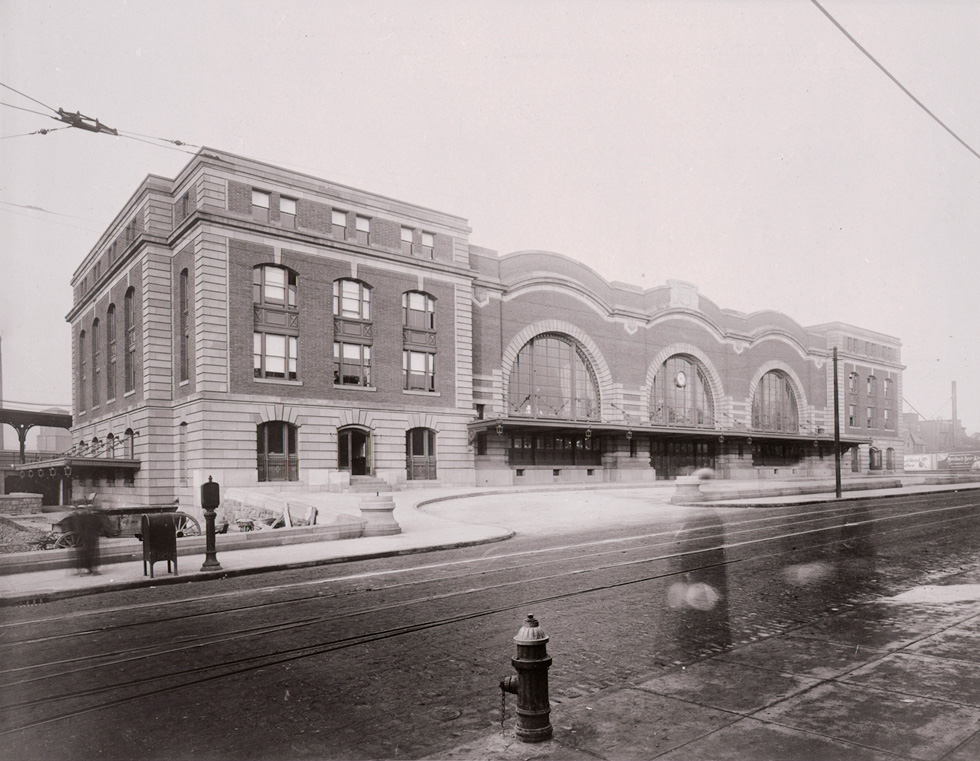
(63, 149, 904, 515)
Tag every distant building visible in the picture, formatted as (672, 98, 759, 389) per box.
(903, 413, 972, 454)
(62, 149, 904, 514)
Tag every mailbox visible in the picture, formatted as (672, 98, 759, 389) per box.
(201, 477, 220, 510)
(142, 513, 178, 578)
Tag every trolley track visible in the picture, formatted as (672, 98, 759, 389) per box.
(2, 494, 978, 736)
(3, 492, 973, 642)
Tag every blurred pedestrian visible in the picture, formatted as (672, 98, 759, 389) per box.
(74, 506, 102, 575)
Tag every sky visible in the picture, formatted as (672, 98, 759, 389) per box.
(1, 0, 978, 448)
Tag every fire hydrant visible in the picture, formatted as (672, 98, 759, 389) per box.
(500, 614, 553, 743)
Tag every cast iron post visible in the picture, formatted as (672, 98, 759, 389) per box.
(200, 476, 222, 571)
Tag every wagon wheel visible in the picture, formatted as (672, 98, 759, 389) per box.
(173, 512, 202, 537)
(54, 532, 82, 549)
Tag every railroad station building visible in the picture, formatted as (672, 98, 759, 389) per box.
(59, 148, 905, 511)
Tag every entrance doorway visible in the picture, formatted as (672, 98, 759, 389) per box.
(338, 427, 370, 476)
(406, 428, 437, 480)
(650, 439, 716, 480)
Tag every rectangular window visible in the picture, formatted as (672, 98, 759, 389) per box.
(254, 333, 298, 380)
(252, 189, 270, 222)
(848, 405, 855, 427)
(404, 350, 435, 391)
(280, 197, 296, 228)
(356, 215, 370, 245)
(884, 408, 893, 430)
(331, 209, 347, 239)
(867, 407, 874, 428)
(263, 266, 287, 304)
(334, 342, 371, 386)
(867, 376, 875, 395)
(401, 226, 414, 255)
(421, 231, 434, 259)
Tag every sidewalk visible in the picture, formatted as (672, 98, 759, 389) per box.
(431, 577, 980, 761)
(1, 479, 977, 606)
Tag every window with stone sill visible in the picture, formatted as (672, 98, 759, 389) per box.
(252, 189, 271, 222)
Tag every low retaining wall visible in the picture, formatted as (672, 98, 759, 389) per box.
(0, 516, 365, 575)
(0, 493, 43, 516)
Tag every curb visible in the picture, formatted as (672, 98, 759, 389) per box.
(0, 531, 515, 607)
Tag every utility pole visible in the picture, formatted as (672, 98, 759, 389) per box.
(951, 381, 958, 450)
(833, 346, 842, 498)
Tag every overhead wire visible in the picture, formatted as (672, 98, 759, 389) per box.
(0, 126, 71, 140)
(0, 100, 55, 119)
(0, 80, 200, 155)
(809, 0, 980, 162)
(0, 82, 59, 115)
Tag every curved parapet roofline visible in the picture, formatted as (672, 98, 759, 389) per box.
(500, 250, 826, 360)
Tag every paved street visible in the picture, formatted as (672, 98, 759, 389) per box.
(1, 487, 979, 760)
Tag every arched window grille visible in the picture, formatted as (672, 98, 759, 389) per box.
(650, 355, 714, 428)
(507, 334, 599, 420)
(751, 370, 799, 433)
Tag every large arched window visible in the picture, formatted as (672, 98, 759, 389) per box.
(106, 305, 116, 400)
(751, 370, 799, 433)
(257, 421, 298, 482)
(124, 287, 137, 393)
(78, 330, 87, 411)
(650, 355, 714, 428)
(508, 334, 599, 420)
(91, 318, 101, 408)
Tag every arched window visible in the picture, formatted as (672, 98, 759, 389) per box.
(179, 269, 190, 382)
(91, 318, 101, 408)
(333, 279, 373, 387)
(508, 334, 599, 420)
(253, 266, 298, 380)
(333, 278, 371, 319)
(402, 291, 437, 392)
(124, 428, 135, 459)
(124, 287, 137, 393)
(78, 330, 87, 412)
(106, 433, 115, 458)
(403, 291, 435, 329)
(752, 370, 799, 433)
(257, 421, 298, 482)
(885, 447, 895, 470)
(650, 355, 714, 428)
(106, 305, 116, 400)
